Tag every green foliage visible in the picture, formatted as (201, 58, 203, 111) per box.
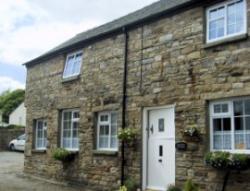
(118, 128, 138, 142)
(167, 184, 182, 191)
(124, 177, 138, 191)
(205, 151, 249, 170)
(0, 124, 25, 129)
(119, 186, 127, 191)
(52, 148, 72, 162)
(183, 179, 199, 191)
(0, 89, 25, 123)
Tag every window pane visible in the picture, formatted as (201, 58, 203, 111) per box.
(209, 19, 225, 40)
(63, 53, 82, 78)
(227, 0, 244, 35)
(214, 104, 221, 113)
(63, 112, 72, 121)
(73, 111, 80, 119)
(234, 101, 243, 116)
(100, 115, 109, 122)
(223, 118, 231, 149)
(99, 125, 109, 149)
(213, 118, 222, 131)
(235, 117, 245, 149)
(245, 100, 250, 115)
(213, 118, 222, 149)
(221, 104, 228, 113)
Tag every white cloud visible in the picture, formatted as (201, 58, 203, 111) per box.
(0, 0, 158, 66)
(0, 76, 25, 93)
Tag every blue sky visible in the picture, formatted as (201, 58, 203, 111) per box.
(0, 0, 158, 93)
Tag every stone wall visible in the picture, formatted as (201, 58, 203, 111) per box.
(25, 0, 250, 191)
(0, 128, 25, 150)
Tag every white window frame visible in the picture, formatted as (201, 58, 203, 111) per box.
(61, 109, 80, 151)
(210, 98, 250, 154)
(35, 119, 47, 150)
(206, 0, 247, 43)
(97, 111, 118, 151)
(63, 51, 83, 79)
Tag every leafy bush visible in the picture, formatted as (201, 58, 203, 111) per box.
(6, 124, 25, 129)
(183, 179, 199, 191)
(118, 128, 138, 142)
(124, 177, 138, 191)
(167, 184, 182, 191)
(52, 148, 74, 162)
(119, 186, 127, 191)
(0, 89, 25, 123)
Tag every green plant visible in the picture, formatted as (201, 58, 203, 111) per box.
(118, 128, 138, 142)
(52, 148, 74, 162)
(167, 184, 182, 191)
(183, 179, 199, 191)
(119, 186, 127, 191)
(184, 126, 200, 137)
(205, 151, 230, 169)
(230, 154, 249, 170)
(124, 177, 138, 191)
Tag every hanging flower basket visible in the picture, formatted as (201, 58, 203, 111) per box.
(52, 148, 76, 163)
(205, 151, 250, 171)
(118, 128, 139, 147)
(183, 126, 201, 142)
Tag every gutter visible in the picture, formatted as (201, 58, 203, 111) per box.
(121, 26, 128, 186)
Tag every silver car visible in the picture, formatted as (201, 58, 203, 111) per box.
(9, 134, 26, 151)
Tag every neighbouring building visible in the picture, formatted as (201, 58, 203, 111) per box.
(9, 102, 26, 126)
(24, 0, 250, 190)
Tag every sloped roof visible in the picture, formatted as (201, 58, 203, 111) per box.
(24, 0, 195, 66)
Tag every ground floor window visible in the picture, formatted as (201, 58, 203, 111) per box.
(210, 98, 250, 153)
(36, 119, 47, 150)
(97, 112, 118, 151)
(61, 109, 79, 151)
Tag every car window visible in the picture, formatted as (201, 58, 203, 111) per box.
(18, 134, 26, 140)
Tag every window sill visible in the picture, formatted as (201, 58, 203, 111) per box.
(93, 150, 118, 156)
(203, 33, 248, 49)
(62, 75, 80, 83)
(32, 149, 46, 154)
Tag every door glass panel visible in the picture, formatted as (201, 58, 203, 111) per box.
(158, 118, 164, 132)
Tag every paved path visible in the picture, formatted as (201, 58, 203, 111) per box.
(0, 152, 83, 191)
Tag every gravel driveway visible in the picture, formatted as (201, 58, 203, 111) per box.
(0, 152, 84, 191)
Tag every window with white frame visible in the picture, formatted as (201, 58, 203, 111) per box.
(36, 119, 47, 150)
(63, 51, 83, 79)
(210, 98, 250, 153)
(61, 110, 79, 151)
(97, 112, 118, 151)
(206, 0, 247, 43)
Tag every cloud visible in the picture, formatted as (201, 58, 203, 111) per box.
(0, 76, 25, 93)
(0, 0, 158, 66)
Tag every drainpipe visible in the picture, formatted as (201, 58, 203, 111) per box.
(121, 26, 128, 186)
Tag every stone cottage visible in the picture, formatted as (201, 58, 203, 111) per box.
(24, 0, 250, 190)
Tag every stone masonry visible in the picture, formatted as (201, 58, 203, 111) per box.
(25, 1, 250, 191)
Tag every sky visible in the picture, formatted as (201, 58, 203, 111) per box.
(0, 0, 158, 94)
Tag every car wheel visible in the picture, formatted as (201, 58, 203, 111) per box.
(10, 144, 15, 151)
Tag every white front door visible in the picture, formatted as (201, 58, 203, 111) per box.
(144, 107, 175, 191)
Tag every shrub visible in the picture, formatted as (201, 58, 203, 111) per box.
(124, 177, 138, 191)
(183, 179, 199, 191)
(52, 148, 74, 162)
(119, 186, 127, 191)
(167, 184, 182, 191)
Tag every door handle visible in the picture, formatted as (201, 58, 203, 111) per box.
(158, 159, 162, 163)
(150, 125, 154, 134)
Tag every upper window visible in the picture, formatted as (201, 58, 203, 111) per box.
(206, 0, 247, 43)
(97, 112, 118, 151)
(61, 110, 79, 151)
(63, 51, 83, 79)
(36, 119, 47, 150)
(210, 98, 250, 153)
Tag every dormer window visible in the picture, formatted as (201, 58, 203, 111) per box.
(63, 51, 83, 79)
(206, 0, 247, 43)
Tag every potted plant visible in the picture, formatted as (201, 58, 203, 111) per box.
(183, 179, 199, 191)
(52, 148, 76, 163)
(183, 126, 201, 142)
(118, 128, 138, 146)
